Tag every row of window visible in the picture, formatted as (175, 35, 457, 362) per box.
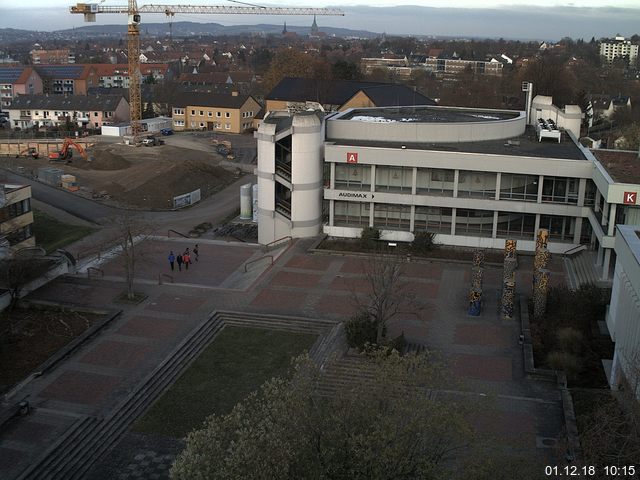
(173, 109, 255, 118)
(5, 224, 33, 246)
(332, 201, 582, 242)
(18, 110, 110, 117)
(0, 198, 31, 223)
(333, 164, 582, 205)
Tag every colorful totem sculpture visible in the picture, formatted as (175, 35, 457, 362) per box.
(468, 288, 482, 316)
(473, 250, 485, 269)
(533, 268, 550, 318)
(533, 229, 551, 294)
(503, 239, 517, 284)
(501, 274, 516, 320)
(468, 250, 484, 316)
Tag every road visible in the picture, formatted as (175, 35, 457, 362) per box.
(2, 168, 257, 234)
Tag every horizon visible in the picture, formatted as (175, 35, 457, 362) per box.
(0, 3, 639, 40)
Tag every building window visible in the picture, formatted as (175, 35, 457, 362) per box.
(373, 203, 411, 231)
(414, 206, 452, 234)
(199, 122, 205, 128)
(542, 176, 578, 204)
(539, 214, 574, 242)
(94, 112, 98, 117)
(216, 111, 221, 117)
(416, 168, 454, 196)
(584, 180, 597, 207)
(225, 123, 231, 130)
(455, 209, 494, 237)
(375, 166, 412, 193)
(225, 112, 230, 118)
(173, 108, 184, 115)
(335, 164, 371, 191)
(174, 120, 185, 126)
(334, 200, 370, 227)
(496, 212, 536, 240)
(207, 111, 212, 117)
(191, 110, 196, 115)
(457, 170, 497, 199)
(499, 173, 538, 202)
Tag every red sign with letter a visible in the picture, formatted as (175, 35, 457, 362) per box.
(346, 152, 358, 164)
(624, 191, 637, 205)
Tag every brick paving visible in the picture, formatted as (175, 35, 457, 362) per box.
(0, 237, 570, 478)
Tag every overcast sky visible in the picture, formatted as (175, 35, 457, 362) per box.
(2, 1, 639, 39)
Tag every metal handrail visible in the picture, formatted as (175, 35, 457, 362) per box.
(158, 273, 174, 285)
(87, 267, 104, 279)
(562, 244, 586, 256)
(168, 229, 189, 238)
(263, 235, 292, 252)
(244, 255, 273, 272)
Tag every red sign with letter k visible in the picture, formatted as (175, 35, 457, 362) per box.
(624, 191, 637, 205)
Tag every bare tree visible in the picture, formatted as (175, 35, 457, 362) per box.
(0, 256, 52, 311)
(354, 253, 413, 344)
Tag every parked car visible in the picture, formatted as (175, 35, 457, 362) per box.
(160, 128, 174, 136)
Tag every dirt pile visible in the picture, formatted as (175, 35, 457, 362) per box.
(75, 147, 131, 171)
(118, 159, 237, 209)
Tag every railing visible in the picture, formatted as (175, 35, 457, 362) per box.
(77, 248, 102, 261)
(263, 235, 292, 252)
(562, 244, 587, 257)
(168, 229, 189, 238)
(244, 255, 273, 272)
(158, 273, 174, 285)
(87, 267, 104, 279)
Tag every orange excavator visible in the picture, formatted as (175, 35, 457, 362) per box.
(16, 147, 39, 159)
(48, 138, 87, 162)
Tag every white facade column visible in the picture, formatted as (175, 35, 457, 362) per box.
(410, 205, 415, 232)
(537, 175, 544, 203)
(495, 172, 501, 201)
(453, 170, 459, 197)
(602, 201, 609, 227)
(594, 189, 601, 213)
(411, 167, 417, 195)
(602, 248, 612, 281)
(597, 245, 604, 265)
(370, 165, 376, 193)
(608, 203, 617, 236)
(534, 214, 541, 240)
(577, 178, 586, 207)
(330, 162, 335, 189)
(369, 202, 374, 227)
(450, 208, 456, 235)
(573, 217, 583, 244)
(492, 211, 498, 238)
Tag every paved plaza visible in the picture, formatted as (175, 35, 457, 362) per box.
(0, 237, 567, 478)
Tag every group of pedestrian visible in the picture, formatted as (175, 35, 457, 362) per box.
(168, 244, 199, 272)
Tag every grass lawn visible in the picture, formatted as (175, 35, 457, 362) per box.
(32, 209, 96, 253)
(133, 326, 318, 439)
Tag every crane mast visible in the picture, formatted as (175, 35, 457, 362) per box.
(70, 3, 345, 143)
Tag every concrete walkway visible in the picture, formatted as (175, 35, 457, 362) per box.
(0, 238, 568, 478)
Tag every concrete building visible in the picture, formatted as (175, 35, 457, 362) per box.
(92, 63, 169, 88)
(599, 36, 639, 64)
(0, 184, 35, 254)
(8, 94, 129, 129)
(30, 49, 75, 65)
(0, 66, 43, 111)
(422, 57, 503, 78)
(35, 65, 99, 95)
(171, 92, 260, 133)
(607, 224, 640, 399)
(257, 98, 640, 282)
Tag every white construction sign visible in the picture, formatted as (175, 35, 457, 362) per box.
(173, 188, 201, 209)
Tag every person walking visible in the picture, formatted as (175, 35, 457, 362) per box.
(183, 250, 191, 270)
(168, 251, 175, 271)
(176, 252, 183, 271)
(193, 244, 199, 262)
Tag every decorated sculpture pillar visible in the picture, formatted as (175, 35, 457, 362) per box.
(533, 268, 550, 318)
(501, 274, 516, 320)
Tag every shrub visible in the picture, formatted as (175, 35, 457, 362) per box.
(411, 231, 436, 255)
(546, 351, 582, 381)
(387, 332, 407, 355)
(345, 311, 378, 349)
(360, 227, 380, 250)
(555, 327, 584, 354)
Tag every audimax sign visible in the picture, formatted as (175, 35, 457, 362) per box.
(336, 191, 374, 200)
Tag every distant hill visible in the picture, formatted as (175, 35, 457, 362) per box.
(0, 22, 378, 41)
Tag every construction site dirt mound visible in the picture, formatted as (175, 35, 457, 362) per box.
(118, 159, 236, 209)
(75, 147, 132, 171)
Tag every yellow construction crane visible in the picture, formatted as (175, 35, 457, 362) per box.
(70, 2, 344, 142)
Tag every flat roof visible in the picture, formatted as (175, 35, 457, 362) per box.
(338, 106, 520, 123)
(591, 149, 640, 184)
(330, 126, 587, 161)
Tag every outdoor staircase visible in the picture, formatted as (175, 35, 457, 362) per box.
(564, 251, 600, 290)
(18, 311, 341, 480)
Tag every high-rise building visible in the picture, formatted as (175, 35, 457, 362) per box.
(599, 35, 639, 64)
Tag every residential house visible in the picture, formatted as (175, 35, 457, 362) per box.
(35, 65, 99, 95)
(171, 92, 261, 133)
(30, 49, 75, 64)
(0, 66, 43, 111)
(8, 94, 129, 129)
(92, 63, 170, 88)
(265, 77, 436, 114)
(0, 184, 34, 253)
